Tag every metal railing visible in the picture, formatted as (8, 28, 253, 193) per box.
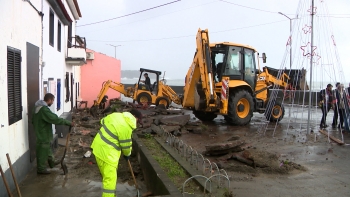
(159, 127, 231, 196)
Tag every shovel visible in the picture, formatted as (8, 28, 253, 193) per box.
(128, 160, 140, 197)
(60, 126, 72, 175)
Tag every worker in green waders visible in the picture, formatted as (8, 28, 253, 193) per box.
(91, 109, 142, 197)
(32, 93, 74, 174)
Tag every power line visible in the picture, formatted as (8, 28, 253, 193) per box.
(218, 0, 278, 14)
(79, 1, 217, 35)
(77, 0, 181, 27)
(88, 19, 287, 43)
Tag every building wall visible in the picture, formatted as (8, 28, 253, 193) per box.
(42, 0, 81, 128)
(81, 49, 121, 106)
(0, 0, 42, 195)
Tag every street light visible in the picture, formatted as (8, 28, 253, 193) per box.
(278, 12, 297, 69)
(106, 44, 121, 58)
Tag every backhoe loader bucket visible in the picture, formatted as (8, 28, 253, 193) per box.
(90, 105, 98, 117)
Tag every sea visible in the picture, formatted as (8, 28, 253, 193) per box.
(121, 78, 348, 91)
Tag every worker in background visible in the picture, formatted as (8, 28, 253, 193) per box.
(344, 83, 350, 131)
(140, 73, 151, 90)
(91, 109, 143, 197)
(334, 84, 346, 129)
(32, 93, 74, 174)
(332, 82, 340, 128)
(319, 84, 334, 128)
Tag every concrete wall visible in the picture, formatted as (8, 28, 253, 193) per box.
(0, 1, 42, 196)
(80, 49, 121, 106)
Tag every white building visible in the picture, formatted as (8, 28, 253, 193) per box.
(0, 1, 85, 195)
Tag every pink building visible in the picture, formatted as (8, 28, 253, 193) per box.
(80, 49, 121, 107)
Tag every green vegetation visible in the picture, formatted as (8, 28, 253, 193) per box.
(141, 136, 198, 193)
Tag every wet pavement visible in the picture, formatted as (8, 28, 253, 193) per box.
(14, 104, 350, 197)
(177, 105, 350, 196)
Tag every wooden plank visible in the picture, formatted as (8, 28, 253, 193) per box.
(319, 129, 344, 145)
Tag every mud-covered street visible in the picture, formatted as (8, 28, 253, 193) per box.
(13, 102, 350, 197)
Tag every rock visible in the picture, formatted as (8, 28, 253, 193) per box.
(187, 120, 202, 126)
(227, 135, 240, 141)
(185, 125, 203, 134)
(81, 116, 89, 121)
(166, 109, 183, 114)
(151, 124, 163, 135)
(160, 115, 190, 126)
(156, 104, 166, 109)
(181, 128, 189, 134)
(203, 141, 245, 156)
(80, 124, 95, 129)
(88, 119, 101, 125)
(153, 118, 160, 126)
(141, 118, 153, 128)
(141, 128, 154, 134)
(162, 125, 181, 133)
(172, 130, 181, 136)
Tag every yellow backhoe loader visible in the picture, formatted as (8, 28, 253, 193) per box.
(182, 29, 290, 125)
(90, 68, 181, 117)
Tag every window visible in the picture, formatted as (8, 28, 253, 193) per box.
(67, 23, 72, 48)
(57, 21, 61, 51)
(7, 47, 22, 125)
(243, 48, 256, 88)
(65, 72, 70, 102)
(224, 46, 242, 76)
(49, 9, 54, 46)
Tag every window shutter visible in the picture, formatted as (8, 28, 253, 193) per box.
(7, 47, 22, 125)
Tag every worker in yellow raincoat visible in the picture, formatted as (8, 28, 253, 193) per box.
(91, 109, 142, 197)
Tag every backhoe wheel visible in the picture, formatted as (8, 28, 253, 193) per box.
(193, 111, 217, 122)
(156, 97, 170, 108)
(136, 92, 152, 105)
(225, 89, 254, 125)
(265, 101, 285, 122)
(90, 105, 98, 117)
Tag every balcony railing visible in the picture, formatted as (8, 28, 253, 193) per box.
(66, 35, 87, 66)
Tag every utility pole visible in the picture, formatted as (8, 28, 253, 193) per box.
(278, 12, 298, 118)
(307, 0, 315, 135)
(278, 12, 297, 69)
(106, 44, 121, 58)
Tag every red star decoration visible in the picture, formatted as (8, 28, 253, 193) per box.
(300, 42, 317, 57)
(286, 36, 291, 46)
(307, 6, 317, 15)
(313, 53, 321, 65)
(331, 35, 336, 46)
(302, 25, 312, 34)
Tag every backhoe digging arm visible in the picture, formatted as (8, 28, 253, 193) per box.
(183, 29, 217, 109)
(93, 80, 134, 106)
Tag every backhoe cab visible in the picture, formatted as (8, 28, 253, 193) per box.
(182, 29, 287, 125)
(90, 68, 181, 117)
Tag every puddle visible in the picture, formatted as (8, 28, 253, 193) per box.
(84, 179, 137, 197)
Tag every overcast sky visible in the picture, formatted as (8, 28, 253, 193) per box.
(76, 0, 350, 83)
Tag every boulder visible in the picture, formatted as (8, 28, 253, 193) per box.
(160, 115, 190, 126)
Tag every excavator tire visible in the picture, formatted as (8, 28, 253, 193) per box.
(193, 110, 217, 122)
(225, 89, 254, 125)
(156, 97, 170, 108)
(265, 101, 285, 122)
(136, 92, 152, 105)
